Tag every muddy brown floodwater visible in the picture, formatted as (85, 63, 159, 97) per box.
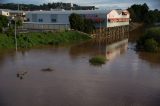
(0, 29, 160, 106)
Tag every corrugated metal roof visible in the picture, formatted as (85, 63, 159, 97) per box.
(26, 9, 112, 15)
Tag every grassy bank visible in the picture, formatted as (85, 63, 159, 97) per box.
(136, 27, 160, 52)
(0, 31, 91, 49)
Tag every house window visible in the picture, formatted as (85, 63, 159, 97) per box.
(51, 19, 56, 23)
(122, 12, 127, 15)
(32, 14, 37, 22)
(38, 19, 43, 22)
(51, 14, 57, 23)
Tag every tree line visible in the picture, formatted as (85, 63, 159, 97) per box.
(0, 3, 94, 11)
(0, 3, 71, 10)
(128, 3, 160, 24)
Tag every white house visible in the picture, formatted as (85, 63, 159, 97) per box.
(24, 9, 130, 30)
(107, 10, 130, 27)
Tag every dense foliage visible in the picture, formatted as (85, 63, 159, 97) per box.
(128, 3, 160, 24)
(0, 3, 94, 10)
(89, 55, 107, 66)
(69, 13, 95, 33)
(136, 27, 160, 52)
(0, 31, 91, 49)
(0, 15, 8, 32)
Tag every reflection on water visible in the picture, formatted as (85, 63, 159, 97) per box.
(106, 39, 128, 60)
(138, 52, 160, 67)
(0, 31, 160, 106)
(129, 26, 145, 43)
(70, 38, 128, 61)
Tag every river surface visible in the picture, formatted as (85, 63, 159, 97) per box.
(0, 29, 160, 106)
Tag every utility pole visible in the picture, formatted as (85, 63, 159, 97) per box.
(12, 16, 17, 51)
(18, 3, 20, 11)
(15, 19, 17, 51)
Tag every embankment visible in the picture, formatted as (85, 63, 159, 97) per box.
(0, 31, 91, 49)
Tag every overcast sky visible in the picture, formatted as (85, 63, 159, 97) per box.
(0, 0, 160, 10)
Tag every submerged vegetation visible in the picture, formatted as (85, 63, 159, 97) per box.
(0, 31, 91, 49)
(89, 55, 107, 66)
(136, 27, 160, 52)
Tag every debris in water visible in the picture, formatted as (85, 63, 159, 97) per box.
(41, 68, 54, 72)
(16, 71, 28, 80)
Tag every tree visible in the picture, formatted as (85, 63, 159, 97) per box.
(128, 3, 149, 22)
(0, 15, 8, 27)
(128, 8, 136, 22)
(69, 13, 84, 31)
(69, 13, 95, 33)
(141, 3, 149, 21)
(0, 15, 8, 32)
(6, 27, 14, 36)
(144, 38, 158, 52)
(83, 19, 95, 33)
(16, 19, 23, 27)
(144, 11, 157, 24)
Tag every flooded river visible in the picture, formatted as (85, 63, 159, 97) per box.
(0, 29, 160, 106)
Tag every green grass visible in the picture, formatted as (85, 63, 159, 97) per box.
(0, 31, 91, 49)
(0, 34, 15, 48)
(89, 55, 107, 66)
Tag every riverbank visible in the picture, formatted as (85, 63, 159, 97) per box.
(0, 31, 91, 49)
(136, 27, 160, 52)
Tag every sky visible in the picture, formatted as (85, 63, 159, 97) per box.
(0, 0, 160, 10)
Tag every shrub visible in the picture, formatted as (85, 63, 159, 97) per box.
(6, 27, 14, 36)
(0, 35, 14, 48)
(144, 38, 158, 52)
(136, 27, 160, 52)
(89, 55, 107, 66)
(0, 26, 2, 32)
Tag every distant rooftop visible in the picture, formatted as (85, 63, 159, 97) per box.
(26, 9, 112, 15)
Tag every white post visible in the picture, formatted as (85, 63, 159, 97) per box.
(42, 24, 43, 32)
(100, 22, 102, 33)
(15, 20, 17, 51)
(65, 24, 68, 30)
(18, 3, 19, 11)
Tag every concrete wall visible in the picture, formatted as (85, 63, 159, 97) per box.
(26, 13, 70, 24)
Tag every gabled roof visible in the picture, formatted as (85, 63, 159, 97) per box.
(115, 9, 123, 15)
